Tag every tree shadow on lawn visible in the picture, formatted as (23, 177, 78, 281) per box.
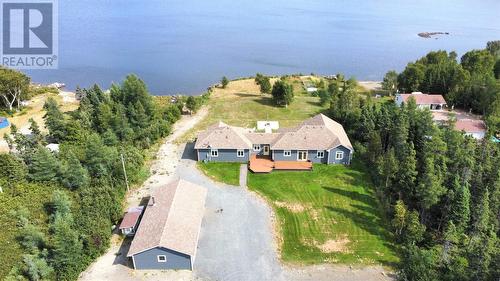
(322, 186, 378, 208)
(324, 205, 397, 267)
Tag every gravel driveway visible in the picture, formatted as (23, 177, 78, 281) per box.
(177, 146, 286, 281)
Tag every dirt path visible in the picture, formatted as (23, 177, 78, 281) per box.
(79, 107, 208, 281)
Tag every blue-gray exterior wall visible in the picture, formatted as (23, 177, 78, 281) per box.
(328, 146, 352, 164)
(196, 147, 352, 165)
(132, 247, 192, 270)
(197, 149, 249, 162)
(272, 150, 327, 164)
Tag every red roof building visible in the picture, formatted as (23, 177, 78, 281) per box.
(119, 206, 144, 236)
(396, 92, 447, 110)
(455, 119, 487, 139)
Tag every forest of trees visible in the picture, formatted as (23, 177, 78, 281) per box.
(0, 75, 186, 280)
(384, 41, 500, 135)
(320, 46, 499, 279)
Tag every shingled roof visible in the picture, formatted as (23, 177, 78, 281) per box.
(400, 93, 447, 105)
(271, 114, 353, 151)
(195, 114, 353, 151)
(194, 122, 252, 149)
(127, 179, 207, 257)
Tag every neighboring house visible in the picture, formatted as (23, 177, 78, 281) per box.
(119, 206, 144, 236)
(127, 179, 207, 270)
(455, 119, 487, 140)
(395, 92, 447, 110)
(194, 114, 354, 172)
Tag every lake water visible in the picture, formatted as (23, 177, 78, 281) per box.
(26, 0, 500, 95)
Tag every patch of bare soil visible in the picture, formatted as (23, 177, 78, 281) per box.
(274, 201, 308, 213)
(317, 236, 351, 253)
(303, 234, 351, 254)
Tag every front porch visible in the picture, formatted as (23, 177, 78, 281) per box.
(249, 155, 313, 173)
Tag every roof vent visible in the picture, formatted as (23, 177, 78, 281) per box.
(150, 196, 156, 206)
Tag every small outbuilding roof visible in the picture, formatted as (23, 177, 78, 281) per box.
(119, 206, 144, 230)
(399, 92, 447, 105)
(127, 179, 207, 257)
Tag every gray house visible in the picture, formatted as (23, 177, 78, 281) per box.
(127, 179, 207, 270)
(194, 114, 354, 172)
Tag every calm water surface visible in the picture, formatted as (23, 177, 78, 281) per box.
(26, 0, 500, 95)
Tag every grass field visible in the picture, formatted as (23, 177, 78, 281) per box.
(247, 163, 398, 266)
(176, 76, 328, 143)
(197, 162, 241, 186)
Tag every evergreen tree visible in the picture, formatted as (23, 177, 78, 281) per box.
(0, 154, 28, 183)
(43, 97, 66, 143)
(221, 76, 229, 88)
(28, 147, 60, 182)
(60, 151, 89, 189)
(382, 70, 398, 95)
(398, 245, 439, 281)
(447, 176, 471, 231)
(49, 191, 83, 281)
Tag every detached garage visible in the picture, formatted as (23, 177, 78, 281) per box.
(127, 179, 207, 270)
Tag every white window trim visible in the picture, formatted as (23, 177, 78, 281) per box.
(237, 149, 244, 158)
(297, 150, 308, 161)
(317, 150, 325, 158)
(253, 144, 261, 151)
(157, 255, 167, 263)
(283, 150, 291, 157)
(210, 149, 218, 157)
(335, 151, 344, 160)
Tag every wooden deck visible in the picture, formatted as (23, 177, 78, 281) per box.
(249, 155, 312, 173)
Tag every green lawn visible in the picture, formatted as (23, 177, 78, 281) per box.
(197, 162, 241, 186)
(248, 162, 398, 266)
(177, 77, 328, 143)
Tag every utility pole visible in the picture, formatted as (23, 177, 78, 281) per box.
(121, 153, 130, 192)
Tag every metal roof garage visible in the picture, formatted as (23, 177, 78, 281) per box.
(127, 179, 207, 270)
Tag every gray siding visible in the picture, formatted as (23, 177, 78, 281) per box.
(328, 146, 352, 164)
(272, 150, 327, 163)
(197, 149, 249, 163)
(132, 247, 192, 270)
(273, 149, 298, 161)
